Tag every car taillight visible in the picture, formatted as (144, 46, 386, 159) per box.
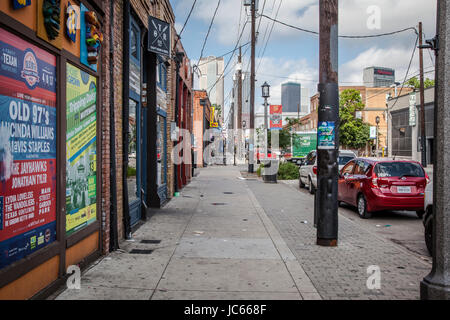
(371, 172, 378, 188)
(313, 166, 317, 175)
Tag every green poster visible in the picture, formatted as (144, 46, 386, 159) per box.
(65, 63, 97, 235)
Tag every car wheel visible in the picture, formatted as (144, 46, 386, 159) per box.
(416, 210, 425, 219)
(299, 177, 305, 189)
(308, 178, 315, 194)
(424, 213, 433, 256)
(357, 194, 372, 219)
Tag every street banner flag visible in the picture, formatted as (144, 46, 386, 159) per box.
(270, 105, 282, 130)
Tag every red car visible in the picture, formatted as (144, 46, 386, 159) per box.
(338, 158, 430, 219)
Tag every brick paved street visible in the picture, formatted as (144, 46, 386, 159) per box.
(245, 168, 432, 300)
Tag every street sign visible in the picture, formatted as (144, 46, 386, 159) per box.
(148, 16, 171, 57)
(409, 92, 416, 126)
(370, 126, 377, 139)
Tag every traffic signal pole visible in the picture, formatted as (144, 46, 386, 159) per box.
(316, 0, 339, 247)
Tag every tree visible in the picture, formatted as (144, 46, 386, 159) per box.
(406, 76, 435, 89)
(267, 128, 291, 151)
(339, 89, 371, 149)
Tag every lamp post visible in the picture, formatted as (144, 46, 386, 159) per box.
(262, 82, 270, 158)
(376, 115, 380, 157)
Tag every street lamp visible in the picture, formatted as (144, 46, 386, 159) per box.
(375, 115, 380, 157)
(261, 82, 270, 158)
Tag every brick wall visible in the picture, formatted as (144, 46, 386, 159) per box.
(113, 0, 124, 240)
(100, 0, 111, 254)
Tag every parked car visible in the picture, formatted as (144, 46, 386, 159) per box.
(299, 150, 356, 194)
(423, 182, 433, 256)
(337, 158, 430, 219)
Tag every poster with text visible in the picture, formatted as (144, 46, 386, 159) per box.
(270, 105, 282, 130)
(0, 28, 57, 269)
(66, 63, 97, 235)
(318, 121, 336, 150)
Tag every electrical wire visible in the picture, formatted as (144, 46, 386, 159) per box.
(197, 0, 222, 67)
(259, 14, 418, 39)
(206, 20, 249, 95)
(179, 0, 197, 37)
(256, 0, 283, 73)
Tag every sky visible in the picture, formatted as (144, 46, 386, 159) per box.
(169, 0, 437, 126)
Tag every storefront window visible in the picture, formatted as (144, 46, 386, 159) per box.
(66, 63, 97, 236)
(157, 115, 166, 186)
(128, 99, 138, 202)
(130, 25, 139, 60)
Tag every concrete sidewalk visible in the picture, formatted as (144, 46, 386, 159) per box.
(55, 166, 320, 300)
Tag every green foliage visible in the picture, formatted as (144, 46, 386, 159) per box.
(256, 164, 264, 177)
(339, 89, 371, 149)
(406, 76, 435, 89)
(268, 128, 292, 151)
(277, 162, 299, 180)
(127, 166, 137, 177)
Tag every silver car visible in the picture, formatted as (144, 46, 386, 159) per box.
(299, 150, 357, 194)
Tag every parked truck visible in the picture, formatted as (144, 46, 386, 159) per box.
(288, 131, 317, 165)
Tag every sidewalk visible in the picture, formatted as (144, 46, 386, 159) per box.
(54, 166, 320, 300)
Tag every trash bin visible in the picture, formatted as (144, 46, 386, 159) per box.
(261, 159, 278, 183)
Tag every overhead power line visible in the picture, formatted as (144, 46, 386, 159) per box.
(198, 0, 222, 66)
(179, 0, 197, 37)
(260, 14, 418, 38)
(207, 20, 249, 96)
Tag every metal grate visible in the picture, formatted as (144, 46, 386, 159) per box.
(223, 192, 234, 194)
(140, 240, 161, 244)
(129, 249, 154, 254)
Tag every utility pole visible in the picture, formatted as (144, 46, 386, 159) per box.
(418, 22, 427, 167)
(237, 47, 243, 162)
(248, 0, 256, 173)
(420, 0, 450, 300)
(316, 0, 339, 247)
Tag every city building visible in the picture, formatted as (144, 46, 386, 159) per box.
(198, 56, 224, 121)
(387, 87, 435, 164)
(363, 67, 396, 87)
(193, 90, 213, 167)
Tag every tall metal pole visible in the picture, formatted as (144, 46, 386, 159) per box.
(420, 0, 450, 300)
(237, 47, 243, 162)
(248, 0, 256, 173)
(264, 97, 268, 157)
(316, 0, 339, 247)
(418, 22, 427, 167)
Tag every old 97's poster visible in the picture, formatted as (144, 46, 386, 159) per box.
(66, 63, 97, 235)
(0, 28, 57, 269)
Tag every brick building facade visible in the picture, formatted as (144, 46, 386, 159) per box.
(0, 0, 193, 299)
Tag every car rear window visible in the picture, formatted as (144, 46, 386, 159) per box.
(338, 156, 355, 166)
(374, 162, 425, 178)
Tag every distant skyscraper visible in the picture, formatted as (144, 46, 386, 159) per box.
(281, 82, 302, 113)
(198, 56, 224, 120)
(363, 67, 395, 87)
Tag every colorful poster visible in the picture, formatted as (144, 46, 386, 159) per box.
(318, 121, 336, 150)
(13, 0, 32, 10)
(270, 105, 282, 130)
(0, 28, 57, 269)
(66, 63, 97, 235)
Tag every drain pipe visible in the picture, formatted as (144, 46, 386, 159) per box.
(109, 0, 119, 251)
